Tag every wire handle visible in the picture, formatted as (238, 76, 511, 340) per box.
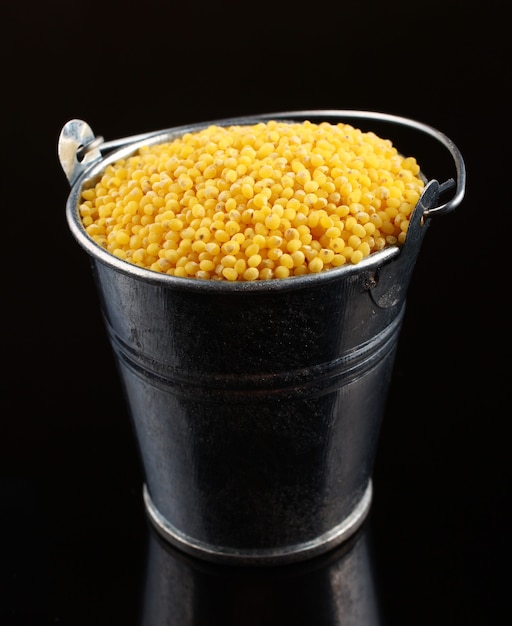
(59, 111, 466, 216)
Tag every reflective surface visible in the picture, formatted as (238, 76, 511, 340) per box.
(140, 522, 381, 626)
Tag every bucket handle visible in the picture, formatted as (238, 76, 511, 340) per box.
(263, 110, 466, 218)
(58, 110, 465, 217)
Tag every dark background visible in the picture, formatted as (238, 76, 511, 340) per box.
(1, 1, 510, 624)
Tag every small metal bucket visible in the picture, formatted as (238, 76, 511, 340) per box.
(59, 110, 465, 565)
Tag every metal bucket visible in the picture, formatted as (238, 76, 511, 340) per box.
(59, 110, 465, 565)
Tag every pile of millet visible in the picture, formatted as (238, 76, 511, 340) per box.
(79, 119, 425, 281)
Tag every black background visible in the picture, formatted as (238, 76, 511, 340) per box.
(1, 1, 510, 624)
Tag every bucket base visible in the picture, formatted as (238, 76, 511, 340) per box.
(142, 481, 373, 566)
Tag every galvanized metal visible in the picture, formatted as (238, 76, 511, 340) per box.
(59, 110, 465, 565)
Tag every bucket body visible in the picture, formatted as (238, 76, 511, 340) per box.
(60, 110, 465, 564)
(93, 250, 400, 562)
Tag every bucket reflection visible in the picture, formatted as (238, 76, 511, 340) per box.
(140, 519, 381, 626)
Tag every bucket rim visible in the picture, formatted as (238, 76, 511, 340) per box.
(66, 191, 400, 293)
(63, 108, 461, 292)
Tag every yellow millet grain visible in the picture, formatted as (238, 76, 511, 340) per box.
(80, 120, 424, 281)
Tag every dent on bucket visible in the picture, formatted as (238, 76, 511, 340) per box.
(59, 110, 465, 565)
